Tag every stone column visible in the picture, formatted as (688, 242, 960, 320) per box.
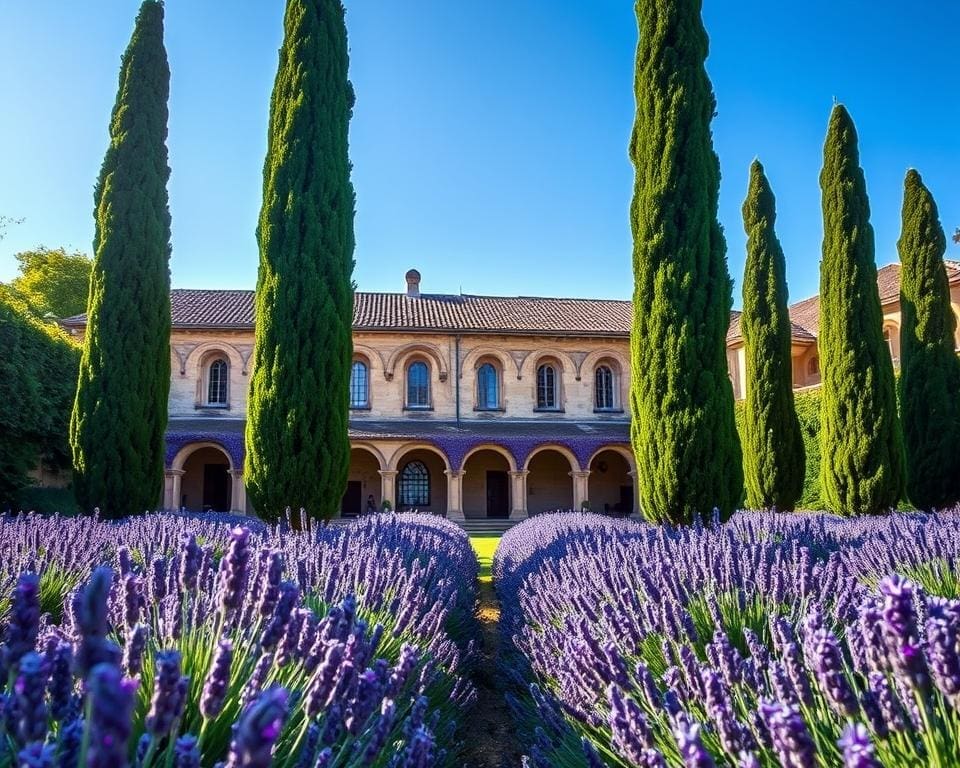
(508, 470, 529, 520)
(627, 469, 642, 518)
(445, 469, 465, 521)
(164, 469, 185, 511)
(570, 470, 591, 511)
(378, 470, 398, 511)
(228, 469, 246, 514)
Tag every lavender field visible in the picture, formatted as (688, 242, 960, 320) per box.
(0, 512, 478, 767)
(496, 511, 960, 767)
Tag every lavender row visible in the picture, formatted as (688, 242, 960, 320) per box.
(0, 511, 479, 767)
(495, 509, 960, 767)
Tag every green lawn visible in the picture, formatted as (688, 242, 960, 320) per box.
(470, 536, 500, 582)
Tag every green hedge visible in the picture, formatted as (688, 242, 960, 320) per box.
(13, 486, 81, 516)
(735, 388, 823, 510)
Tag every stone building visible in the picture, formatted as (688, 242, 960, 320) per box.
(60, 263, 960, 518)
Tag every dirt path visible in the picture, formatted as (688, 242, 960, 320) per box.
(462, 578, 522, 768)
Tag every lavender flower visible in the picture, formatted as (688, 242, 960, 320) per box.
(673, 720, 715, 768)
(3, 573, 40, 667)
(201, 640, 234, 720)
(608, 683, 651, 763)
(47, 641, 75, 722)
(218, 527, 253, 621)
(837, 723, 881, 768)
(226, 686, 289, 768)
(13, 651, 47, 746)
(123, 624, 148, 677)
(17, 742, 54, 768)
(760, 701, 816, 768)
(179, 533, 202, 592)
(925, 597, 960, 701)
(173, 734, 201, 768)
(879, 575, 930, 692)
(146, 650, 186, 737)
(87, 663, 137, 768)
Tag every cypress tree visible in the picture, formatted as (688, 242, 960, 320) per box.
(740, 160, 805, 510)
(244, 0, 355, 522)
(818, 105, 904, 515)
(629, 0, 743, 524)
(70, 0, 171, 517)
(897, 169, 960, 509)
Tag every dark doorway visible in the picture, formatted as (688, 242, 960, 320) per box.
(486, 471, 509, 518)
(341, 481, 362, 517)
(618, 485, 633, 515)
(202, 463, 231, 512)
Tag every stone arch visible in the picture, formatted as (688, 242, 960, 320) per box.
(521, 348, 578, 381)
(523, 443, 581, 473)
(171, 441, 235, 472)
(588, 447, 634, 517)
(353, 344, 386, 372)
(578, 348, 629, 382)
(460, 346, 514, 378)
(459, 443, 517, 472)
(384, 343, 449, 382)
(587, 444, 634, 472)
(184, 341, 245, 374)
(349, 441, 386, 470)
(388, 442, 452, 472)
(882, 319, 900, 363)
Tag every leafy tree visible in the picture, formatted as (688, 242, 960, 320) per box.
(740, 160, 805, 510)
(628, 0, 743, 524)
(6, 247, 92, 319)
(897, 170, 960, 509)
(818, 105, 904, 515)
(244, 0, 356, 522)
(0, 293, 79, 507)
(70, 0, 171, 517)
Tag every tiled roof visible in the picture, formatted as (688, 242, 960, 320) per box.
(726, 309, 816, 344)
(788, 260, 960, 338)
(62, 288, 635, 336)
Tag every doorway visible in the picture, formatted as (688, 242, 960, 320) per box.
(486, 471, 509, 518)
(202, 463, 231, 512)
(341, 480, 362, 517)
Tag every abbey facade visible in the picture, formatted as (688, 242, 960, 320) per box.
(60, 263, 960, 519)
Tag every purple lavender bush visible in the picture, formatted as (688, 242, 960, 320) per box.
(0, 511, 478, 767)
(496, 510, 960, 767)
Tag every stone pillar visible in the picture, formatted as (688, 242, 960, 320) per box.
(229, 469, 246, 514)
(570, 470, 591, 511)
(445, 469, 465, 521)
(628, 469, 642, 518)
(164, 469, 185, 512)
(508, 470, 529, 520)
(378, 470, 398, 511)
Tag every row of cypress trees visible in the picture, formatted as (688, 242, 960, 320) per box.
(69, 0, 355, 520)
(631, 0, 960, 522)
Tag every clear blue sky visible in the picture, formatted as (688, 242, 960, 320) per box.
(1, 1, 957, 305)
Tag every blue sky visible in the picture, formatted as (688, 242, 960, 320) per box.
(1, 1, 957, 305)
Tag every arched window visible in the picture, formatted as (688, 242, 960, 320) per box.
(350, 360, 369, 408)
(807, 355, 819, 377)
(477, 363, 499, 410)
(883, 325, 898, 362)
(207, 359, 228, 405)
(398, 461, 430, 508)
(536, 364, 558, 410)
(595, 365, 615, 410)
(406, 361, 430, 408)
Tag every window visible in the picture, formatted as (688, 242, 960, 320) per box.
(406, 361, 430, 407)
(350, 360, 369, 408)
(595, 365, 615, 410)
(477, 363, 499, 409)
(883, 326, 898, 362)
(536, 364, 558, 409)
(398, 461, 430, 508)
(207, 359, 228, 405)
(807, 355, 820, 377)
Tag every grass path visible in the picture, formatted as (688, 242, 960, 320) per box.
(462, 535, 521, 767)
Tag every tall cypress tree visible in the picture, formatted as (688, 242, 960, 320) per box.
(818, 105, 904, 515)
(898, 170, 960, 510)
(740, 160, 805, 510)
(245, 0, 355, 522)
(629, 0, 742, 524)
(70, 0, 171, 517)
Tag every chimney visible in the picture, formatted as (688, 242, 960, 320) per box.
(405, 268, 421, 298)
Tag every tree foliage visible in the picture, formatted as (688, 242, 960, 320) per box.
(818, 105, 904, 515)
(0, 293, 79, 507)
(740, 160, 805, 510)
(5, 246, 92, 319)
(897, 169, 960, 510)
(628, 0, 743, 524)
(70, 0, 172, 517)
(244, 0, 356, 522)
